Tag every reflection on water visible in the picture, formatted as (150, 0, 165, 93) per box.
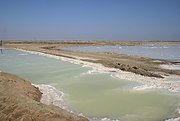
(62, 44, 180, 60)
(0, 49, 179, 121)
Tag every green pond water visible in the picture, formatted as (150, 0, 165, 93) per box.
(0, 49, 179, 121)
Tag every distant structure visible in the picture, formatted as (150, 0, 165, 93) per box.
(0, 40, 2, 46)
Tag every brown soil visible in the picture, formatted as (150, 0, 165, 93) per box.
(0, 72, 88, 121)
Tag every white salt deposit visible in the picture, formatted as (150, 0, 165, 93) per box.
(161, 64, 180, 70)
(165, 117, 180, 121)
(33, 84, 65, 108)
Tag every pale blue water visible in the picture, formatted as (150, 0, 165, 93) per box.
(0, 49, 179, 121)
(62, 44, 180, 60)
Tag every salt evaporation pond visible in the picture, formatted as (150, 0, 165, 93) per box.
(0, 49, 180, 121)
(62, 44, 180, 60)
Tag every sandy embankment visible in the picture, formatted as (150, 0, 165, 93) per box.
(0, 72, 88, 121)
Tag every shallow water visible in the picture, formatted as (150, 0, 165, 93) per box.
(0, 49, 179, 121)
(62, 44, 180, 60)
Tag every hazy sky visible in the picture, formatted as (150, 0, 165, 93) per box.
(0, 0, 180, 40)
